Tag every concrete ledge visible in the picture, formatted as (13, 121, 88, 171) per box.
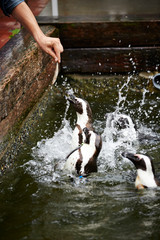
(0, 25, 58, 163)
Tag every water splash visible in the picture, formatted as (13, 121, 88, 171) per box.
(99, 112, 138, 170)
(138, 88, 149, 115)
(129, 57, 137, 74)
(116, 76, 131, 112)
(24, 101, 73, 183)
(99, 76, 138, 170)
(24, 75, 159, 184)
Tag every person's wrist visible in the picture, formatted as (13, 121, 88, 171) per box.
(33, 31, 46, 46)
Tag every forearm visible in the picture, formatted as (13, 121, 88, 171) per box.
(11, 1, 63, 62)
(12, 2, 45, 42)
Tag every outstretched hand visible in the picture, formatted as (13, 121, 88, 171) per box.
(37, 35, 64, 63)
(11, 2, 64, 63)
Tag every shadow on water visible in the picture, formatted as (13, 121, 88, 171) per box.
(0, 74, 160, 240)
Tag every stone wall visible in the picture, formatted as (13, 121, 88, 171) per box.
(0, 25, 58, 163)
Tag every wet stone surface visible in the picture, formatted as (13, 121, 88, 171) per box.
(0, 25, 58, 161)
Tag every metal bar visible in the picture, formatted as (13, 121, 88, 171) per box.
(51, 0, 58, 18)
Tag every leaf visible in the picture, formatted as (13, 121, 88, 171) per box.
(9, 28, 21, 38)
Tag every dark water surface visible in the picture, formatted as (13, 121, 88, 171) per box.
(0, 74, 160, 240)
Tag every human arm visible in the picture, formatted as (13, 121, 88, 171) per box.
(12, 1, 63, 62)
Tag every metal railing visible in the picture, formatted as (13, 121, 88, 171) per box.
(51, 0, 58, 18)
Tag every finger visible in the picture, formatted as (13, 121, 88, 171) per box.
(55, 49, 61, 63)
(59, 43, 64, 53)
(53, 45, 61, 63)
(55, 38, 64, 52)
(47, 48, 58, 62)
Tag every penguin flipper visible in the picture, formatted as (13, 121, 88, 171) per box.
(66, 145, 81, 159)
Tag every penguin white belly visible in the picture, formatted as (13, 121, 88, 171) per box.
(63, 150, 79, 174)
(80, 144, 96, 175)
(71, 127, 80, 149)
(64, 143, 96, 175)
(136, 170, 157, 188)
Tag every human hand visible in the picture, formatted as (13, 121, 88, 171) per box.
(11, 2, 63, 62)
(37, 35, 64, 63)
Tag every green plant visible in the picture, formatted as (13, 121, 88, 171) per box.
(9, 28, 21, 38)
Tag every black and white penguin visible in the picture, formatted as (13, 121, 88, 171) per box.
(64, 127, 102, 176)
(106, 113, 131, 130)
(122, 152, 160, 189)
(105, 112, 160, 143)
(67, 94, 93, 149)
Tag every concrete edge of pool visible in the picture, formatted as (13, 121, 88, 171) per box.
(0, 25, 59, 172)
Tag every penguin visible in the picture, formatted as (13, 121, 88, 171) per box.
(64, 127, 102, 177)
(67, 94, 93, 149)
(105, 112, 160, 143)
(106, 113, 131, 130)
(122, 152, 160, 189)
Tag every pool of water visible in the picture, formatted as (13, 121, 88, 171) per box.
(0, 74, 160, 240)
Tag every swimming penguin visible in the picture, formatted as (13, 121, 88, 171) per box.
(105, 112, 160, 143)
(67, 94, 93, 149)
(122, 152, 160, 189)
(64, 127, 102, 176)
(106, 113, 131, 130)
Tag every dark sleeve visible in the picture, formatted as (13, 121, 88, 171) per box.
(0, 0, 25, 16)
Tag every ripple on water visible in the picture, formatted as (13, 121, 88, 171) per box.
(18, 75, 160, 240)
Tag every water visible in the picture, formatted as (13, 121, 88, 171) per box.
(0, 74, 160, 240)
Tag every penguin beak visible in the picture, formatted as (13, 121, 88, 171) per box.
(122, 152, 147, 171)
(122, 152, 140, 163)
(66, 94, 76, 104)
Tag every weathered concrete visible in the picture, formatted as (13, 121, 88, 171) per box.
(0, 25, 59, 163)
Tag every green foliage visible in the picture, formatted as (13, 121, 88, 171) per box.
(9, 28, 21, 38)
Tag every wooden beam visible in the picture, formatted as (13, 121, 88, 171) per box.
(59, 22, 160, 48)
(37, 17, 160, 48)
(36, 18, 160, 73)
(61, 47, 160, 73)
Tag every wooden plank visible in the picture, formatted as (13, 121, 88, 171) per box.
(37, 15, 160, 23)
(58, 22, 160, 48)
(0, 26, 57, 140)
(37, 17, 160, 48)
(61, 47, 160, 73)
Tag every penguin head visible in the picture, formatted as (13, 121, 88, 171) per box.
(115, 117, 130, 130)
(67, 94, 83, 114)
(68, 94, 92, 115)
(122, 152, 157, 188)
(122, 152, 154, 171)
(67, 95, 92, 127)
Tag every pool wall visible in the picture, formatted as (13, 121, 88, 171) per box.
(56, 21, 160, 74)
(0, 25, 58, 168)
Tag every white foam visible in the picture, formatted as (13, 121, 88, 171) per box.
(24, 76, 159, 184)
(24, 118, 73, 183)
(99, 112, 138, 170)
